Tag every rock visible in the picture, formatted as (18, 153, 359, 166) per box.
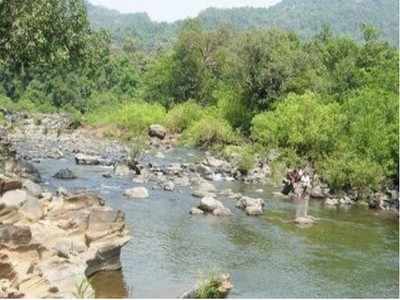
(124, 187, 149, 199)
(0, 176, 22, 195)
(310, 185, 326, 199)
(75, 153, 100, 166)
(149, 124, 167, 140)
(191, 180, 217, 198)
(212, 207, 233, 216)
(205, 156, 226, 169)
(56, 187, 68, 196)
(196, 164, 213, 177)
(245, 205, 263, 216)
(114, 164, 131, 177)
(325, 198, 339, 206)
(0, 189, 30, 208)
(339, 196, 353, 206)
(22, 179, 42, 197)
(236, 196, 264, 210)
(5, 160, 41, 183)
(236, 196, 264, 216)
(181, 273, 233, 299)
(20, 196, 43, 221)
(53, 168, 77, 180)
(189, 207, 204, 215)
(198, 196, 224, 213)
(0, 224, 32, 246)
(163, 181, 175, 192)
(294, 216, 315, 225)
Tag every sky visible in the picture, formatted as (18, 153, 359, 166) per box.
(89, 0, 281, 22)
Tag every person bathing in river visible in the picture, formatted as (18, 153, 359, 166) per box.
(287, 168, 312, 219)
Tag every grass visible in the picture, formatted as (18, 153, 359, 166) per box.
(195, 273, 230, 299)
(85, 101, 166, 139)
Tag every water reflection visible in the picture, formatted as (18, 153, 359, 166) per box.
(91, 271, 130, 298)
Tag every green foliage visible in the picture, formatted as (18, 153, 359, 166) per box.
(251, 92, 341, 161)
(182, 114, 239, 148)
(164, 100, 205, 133)
(215, 85, 250, 130)
(195, 274, 226, 299)
(86, 101, 166, 138)
(73, 277, 94, 299)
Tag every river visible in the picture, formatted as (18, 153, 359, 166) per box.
(32, 148, 399, 298)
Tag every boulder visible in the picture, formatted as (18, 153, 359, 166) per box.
(5, 160, 41, 183)
(195, 164, 213, 177)
(124, 187, 149, 199)
(198, 196, 224, 213)
(114, 164, 131, 177)
(0, 176, 22, 195)
(212, 207, 233, 217)
(148, 124, 167, 140)
(163, 181, 175, 192)
(236, 196, 264, 216)
(325, 198, 339, 206)
(189, 207, 204, 215)
(181, 274, 233, 299)
(245, 205, 263, 216)
(0, 189, 30, 208)
(0, 224, 32, 246)
(191, 180, 217, 198)
(294, 216, 315, 225)
(20, 196, 43, 221)
(22, 179, 42, 197)
(75, 153, 100, 166)
(310, 185, 326, 199)
(53, 168, 77, 180)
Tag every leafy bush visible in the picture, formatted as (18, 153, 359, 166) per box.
(164, 100, 204, 133)
(86, 101, 166, 138)
(195, 274, 226, 299)
(182, 115, 239, 147)
(214, 85, 251, 130)
(251, 92, 341, 161)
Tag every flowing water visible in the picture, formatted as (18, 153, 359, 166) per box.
(33, 148, 399, 298)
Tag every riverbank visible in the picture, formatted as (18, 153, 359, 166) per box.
(0, 111, 398, 298)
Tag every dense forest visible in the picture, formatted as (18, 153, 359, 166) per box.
(0, 0, 398, 199)
(86, 0, 399, 49)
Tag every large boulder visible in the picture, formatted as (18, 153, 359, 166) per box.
(198, 196, 224, 213)
(236, 196, 265, 216)
(191, 180, 217, 198)
(124, 187, 149, 199)
(0, 189, 30, 208)
(149, 124, 167, 140)
(53, 168, 77, 180)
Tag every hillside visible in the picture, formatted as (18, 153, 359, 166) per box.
(86, 0, 399, 48)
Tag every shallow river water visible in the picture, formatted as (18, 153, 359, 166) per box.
(33, 148, 399, 298)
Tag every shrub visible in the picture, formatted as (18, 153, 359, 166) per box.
(251, 92, 341, 161)
(164, 100, 204, 133)
(86, 101, 166, 138)
(195, 274, 226, 299)
(214, 85, 251, 130)
(182, 115, 239, 147)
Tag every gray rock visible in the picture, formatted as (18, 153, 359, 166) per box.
(75, 153, 100, 166)
(212, 207, 233, 216)
(124, 187, 149, 199)
(191, 180, 217, 198)
(325, 198, 339, 206)
(198, 196, 224, 213)
(163, 181, 175, 192)
(149, 124, 167, 140)
(114, 164, 131, 177)
(0, 189, 29, 208)
(189, 207, 204, 215)
(22, 179, 42, 197)
(245, 205, 263, 216)
(53, 168, 77, 180)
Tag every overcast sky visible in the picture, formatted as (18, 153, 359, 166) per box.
(89, 0, 281, 22)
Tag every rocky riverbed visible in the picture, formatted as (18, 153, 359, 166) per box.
(0, 112, 399, 298)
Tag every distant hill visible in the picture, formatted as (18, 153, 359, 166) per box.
(86, 0, 399, 48)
